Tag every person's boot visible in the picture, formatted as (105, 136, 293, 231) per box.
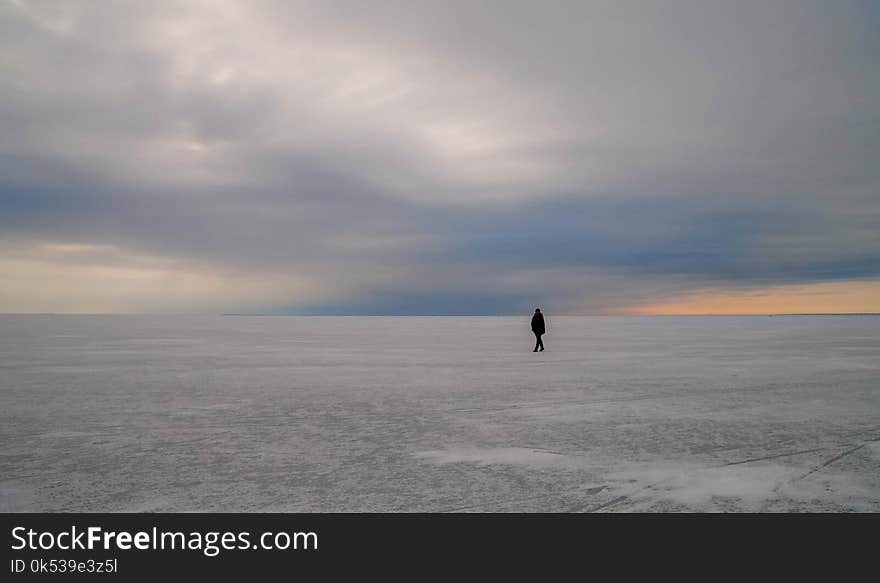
(539, 347, 544, 351)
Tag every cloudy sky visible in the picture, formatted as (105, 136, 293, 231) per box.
(1, 0, 878, 314)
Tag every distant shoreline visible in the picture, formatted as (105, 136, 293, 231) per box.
(2, 313, 878, 317)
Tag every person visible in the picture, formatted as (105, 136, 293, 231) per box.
(531, 308, 545, 352)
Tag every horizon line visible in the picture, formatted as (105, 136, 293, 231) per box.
(2, 312, 879, 317)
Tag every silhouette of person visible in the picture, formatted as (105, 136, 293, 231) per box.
(531, 308, 545, 352)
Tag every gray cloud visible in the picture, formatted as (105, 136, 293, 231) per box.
(1, 0, 878, 314)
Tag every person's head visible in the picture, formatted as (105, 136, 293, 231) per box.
(534, 308, 541, 313)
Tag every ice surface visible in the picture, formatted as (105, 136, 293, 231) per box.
(1, 315, 878, 512)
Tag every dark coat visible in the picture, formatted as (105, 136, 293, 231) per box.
(531, 312, 545, 335)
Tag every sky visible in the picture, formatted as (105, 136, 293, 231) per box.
(1, 0, 879, 315)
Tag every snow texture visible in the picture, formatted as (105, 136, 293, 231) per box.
(1, 315, 878, 512)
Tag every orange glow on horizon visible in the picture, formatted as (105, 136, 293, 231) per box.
(624, 280, 880, 315)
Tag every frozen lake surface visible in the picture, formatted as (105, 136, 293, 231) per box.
(1, 315, 878, 512)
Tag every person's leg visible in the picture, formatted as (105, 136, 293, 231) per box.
(538, 334, 544, 351)
(533, 332, 540, 352)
